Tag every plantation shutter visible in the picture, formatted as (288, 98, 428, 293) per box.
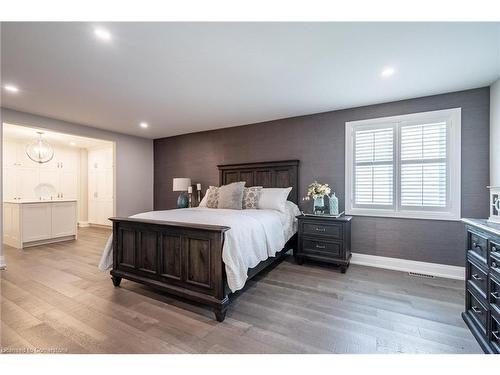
(353, 126, 394, 207)
(400, 122, 447, 209)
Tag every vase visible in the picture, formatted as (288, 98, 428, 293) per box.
(177, 192, 189, 208)
(313, 196, 325, 214)
(329, 193, 339, 216)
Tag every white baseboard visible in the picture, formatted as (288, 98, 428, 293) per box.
(351, 253, 465, 280)
(0, 255, 6, 270)
(89, 223, 112, 229)
(78, 221, 90, 227)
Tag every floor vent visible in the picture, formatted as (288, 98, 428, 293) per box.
(408, 271, 435, 279)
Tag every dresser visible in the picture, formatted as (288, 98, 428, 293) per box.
(295, 215, 352, 272)
(462, 218, 500, 354)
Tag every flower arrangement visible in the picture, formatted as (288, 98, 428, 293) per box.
(303, 181, 331, 200)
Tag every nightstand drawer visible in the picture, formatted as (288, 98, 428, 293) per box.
(302, 222, 342, 239)
(301, 238, 342, 257)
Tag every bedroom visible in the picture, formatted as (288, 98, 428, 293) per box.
(1, 1, 500, 372)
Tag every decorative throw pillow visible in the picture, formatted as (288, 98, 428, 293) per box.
(198, 188, 209, 207)
(217, 181, 246, 210)
(258, 187, 293, 212)
(205, 186, 220, 208)
(242, 186, 263, 209)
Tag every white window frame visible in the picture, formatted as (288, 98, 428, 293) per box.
(345, 108, 461, 221)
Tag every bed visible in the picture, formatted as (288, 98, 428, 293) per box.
(104, 160, 300, 322)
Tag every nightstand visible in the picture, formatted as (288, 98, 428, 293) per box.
(295, 214, 352, 273)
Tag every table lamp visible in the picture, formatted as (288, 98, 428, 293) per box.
(173, 178, 191, 208)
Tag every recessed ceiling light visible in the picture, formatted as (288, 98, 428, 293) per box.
(94, 27, 112, 42)
(3, 84, 19, 93)
(381, 67, 396, 78)
(69, 141, 77, 146)
(139, 122, 149, 129)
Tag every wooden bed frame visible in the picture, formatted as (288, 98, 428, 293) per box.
(109, 160, 299, 322)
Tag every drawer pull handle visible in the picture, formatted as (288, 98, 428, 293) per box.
(492, 246, 497, 252)
(315, 227, 326, 232)
(315, 244, 326, 249)
(472, 242, 481, 249)
(492, 292, 499, 300)
(492, 262, 498, 269)
(471, 306, 483, 314)
(493, 331, 500, 341)
(471, 274, 483, 281)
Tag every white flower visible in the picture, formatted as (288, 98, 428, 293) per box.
(303, 181, 334, 200)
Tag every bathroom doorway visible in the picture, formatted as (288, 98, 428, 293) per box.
(2, 123, 116, 249)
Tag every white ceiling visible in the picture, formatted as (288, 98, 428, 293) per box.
(3, 123, 113, 149)
(1, 22, 499, 139)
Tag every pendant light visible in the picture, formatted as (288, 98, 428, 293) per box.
(26, 132, 54, 164)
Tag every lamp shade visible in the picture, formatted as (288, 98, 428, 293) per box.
(173, 178, 191, 192)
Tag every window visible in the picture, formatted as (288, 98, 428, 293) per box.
(345, 108, 461, 220)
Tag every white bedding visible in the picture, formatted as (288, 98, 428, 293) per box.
(98, 201, 300, 292)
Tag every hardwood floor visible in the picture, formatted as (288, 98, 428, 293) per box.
(0, 227, 481, 353)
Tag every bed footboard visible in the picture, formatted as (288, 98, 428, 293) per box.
(109, 217, 230, 321)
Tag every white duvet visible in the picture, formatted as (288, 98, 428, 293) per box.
(99, 202, 300, 292)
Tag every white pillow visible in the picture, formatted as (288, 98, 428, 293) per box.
(198, 188, 209, 207)
(258, 187, 292, 212)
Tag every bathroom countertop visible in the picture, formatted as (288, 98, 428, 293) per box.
(3, 199, 77, 204)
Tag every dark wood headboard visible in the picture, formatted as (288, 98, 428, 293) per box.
(218, 160, 300, 204)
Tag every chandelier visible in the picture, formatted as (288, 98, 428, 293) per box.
(26, 132, 54, 164)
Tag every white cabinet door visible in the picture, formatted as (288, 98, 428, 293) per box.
(96, 201, 113, 225)
(3, 203, 21, 248)
(51, 202, 76, 237)
(95, 170, 114, 200)
(3, 168, 17, 200)
(87, 150, 98, 171)
(88, 147, 112, 170)
(3, 204, 12, 242)
(21, 203, 52, 242)
(101, 148, 113, 170)
(17, 168, 39, 200)
(57, 148, 79, 198)
(88, 147, 113, 226)
(3, 141, 18, 168)
(58, 148, 79, 171)
(60, 171, 78, 199)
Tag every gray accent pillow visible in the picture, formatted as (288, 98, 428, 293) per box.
(217, 182, 246, 210)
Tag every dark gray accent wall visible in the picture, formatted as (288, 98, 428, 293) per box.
(154, 87, 490, 266)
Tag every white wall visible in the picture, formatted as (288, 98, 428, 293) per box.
(1, 108, 154, 218)
(491, 78, 500, 186)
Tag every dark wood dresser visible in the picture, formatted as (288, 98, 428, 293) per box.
(462, 218, 500, 354)
(295, 214, 352, 272)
